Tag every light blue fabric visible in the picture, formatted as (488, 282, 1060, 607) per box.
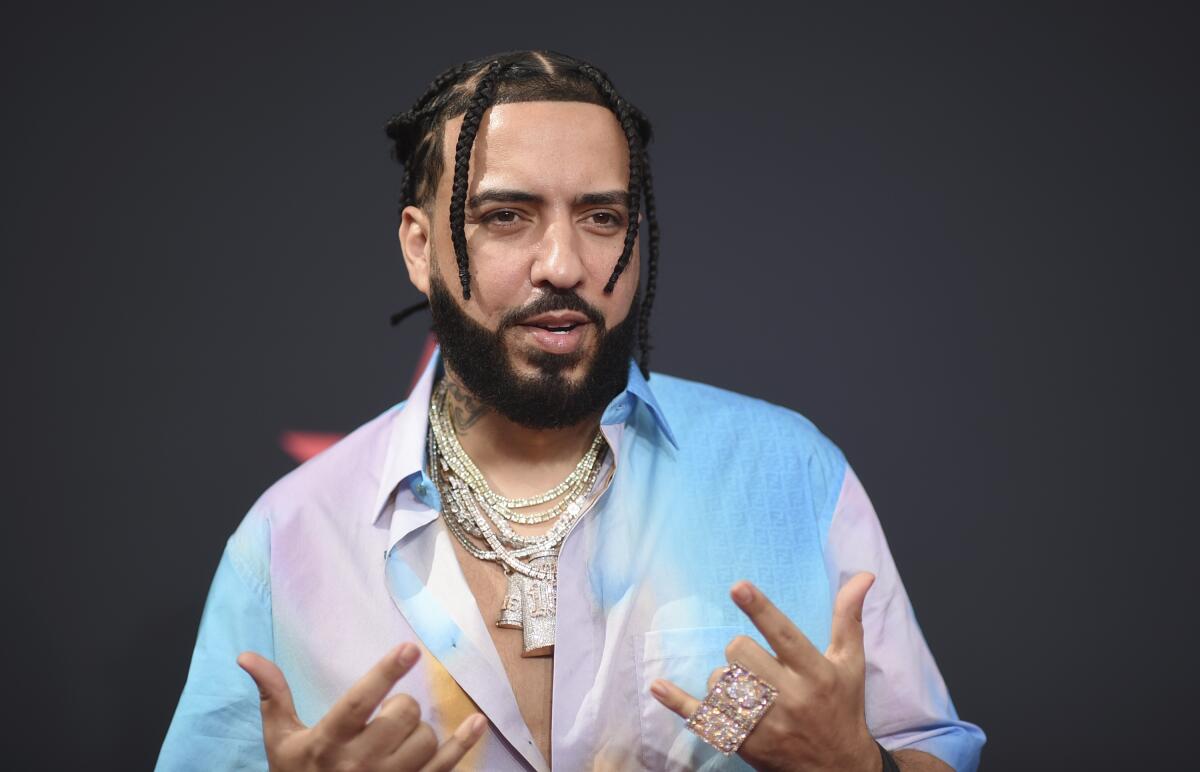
(157, 512, 272, 771)
(156, 354, 985, 770)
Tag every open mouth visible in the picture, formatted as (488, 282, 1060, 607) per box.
(531, 323, 582, 334)
(518, 314, 591, 354)
(519, 310, 592, 334)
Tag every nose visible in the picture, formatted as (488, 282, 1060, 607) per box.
(529, 217, 586, 290)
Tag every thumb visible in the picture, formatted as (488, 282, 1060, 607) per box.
(238, 651, 304, 740)
(828, 572, 875, 659)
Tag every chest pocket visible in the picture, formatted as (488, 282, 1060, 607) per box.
(633, 626, 753, 771)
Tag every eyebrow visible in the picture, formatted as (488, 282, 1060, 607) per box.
(466, 188, 631, 209)
(577, 190, 631, 207)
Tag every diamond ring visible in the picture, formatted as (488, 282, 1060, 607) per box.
(685, 661, 779, 756)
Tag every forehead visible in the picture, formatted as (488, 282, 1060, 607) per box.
(441, 101, 630, 195)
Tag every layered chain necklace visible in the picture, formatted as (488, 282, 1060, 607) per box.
(427, 378, 610, 656)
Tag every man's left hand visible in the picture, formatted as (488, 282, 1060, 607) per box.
(650, 572, 881, 772)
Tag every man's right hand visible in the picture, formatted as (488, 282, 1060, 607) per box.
(238, 643, 486, 771)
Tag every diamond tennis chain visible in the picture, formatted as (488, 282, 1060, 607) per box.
(427, 378, 610, 655)
(430, 383, 606, 525)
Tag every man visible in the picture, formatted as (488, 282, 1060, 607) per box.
(158, 50, 984, 771)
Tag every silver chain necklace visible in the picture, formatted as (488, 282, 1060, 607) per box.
(430, 384, 606, 525)
(427, 379, 610, 656)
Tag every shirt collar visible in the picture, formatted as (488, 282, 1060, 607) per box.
(599, 354, 679, 449)
(370, 345, 679, 527)
(370, 347, 440, 525)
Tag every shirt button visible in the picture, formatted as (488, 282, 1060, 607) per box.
(415, 482, 427, 495)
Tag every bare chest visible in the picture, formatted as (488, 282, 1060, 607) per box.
(448, 536, 555, 765)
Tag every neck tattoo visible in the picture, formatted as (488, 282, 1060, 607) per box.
(442, 378, 489, 432)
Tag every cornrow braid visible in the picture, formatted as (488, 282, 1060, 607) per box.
(576, 64, 643, 295)
(635, 150, 660, 378)
(447, 60, 503, 300)
(384, 62, 473, 211)
(575, 64, 658, 377)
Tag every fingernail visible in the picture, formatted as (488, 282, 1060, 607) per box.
(732, 583, 753, 605)
(455, 714, 486, 742)
(397, 643, 419, 667)
(649, 680, 668, 699)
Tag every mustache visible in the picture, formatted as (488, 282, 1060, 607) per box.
(500, 289, 606, 330)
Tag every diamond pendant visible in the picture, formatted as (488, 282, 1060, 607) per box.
(497, 569, 523, 629)
(520, 550, 557, 657)
(493, 549, 558, 657)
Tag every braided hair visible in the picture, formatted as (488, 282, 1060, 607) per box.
(384, 50, 661, 378)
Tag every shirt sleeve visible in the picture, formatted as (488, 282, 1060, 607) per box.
(155, 509, 273, 772)
(824, 465, 986, 772)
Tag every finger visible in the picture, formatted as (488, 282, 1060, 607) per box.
(237, 651, 304, 743)
(731, 581, 824, 672)
(707, 667, 724, 691)
(723, 635, 787, 684)
(828, 572, 876, 659)
(416, 714, 488, 772)
(388, 720, 438, 770)
(354, 691, 423, 757)
(319, 643, 421, 740)
(649, 678, 700, 720)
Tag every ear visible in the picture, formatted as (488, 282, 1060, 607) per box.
(399, 204, 433, 295)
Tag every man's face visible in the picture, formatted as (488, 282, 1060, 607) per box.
(399, 100, 642, 427)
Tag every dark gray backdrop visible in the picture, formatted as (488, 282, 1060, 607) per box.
(3, 2, 1196, 770)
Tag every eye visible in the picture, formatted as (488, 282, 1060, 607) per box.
(587, 211, 625, 228)
(482, 209, 521, 225)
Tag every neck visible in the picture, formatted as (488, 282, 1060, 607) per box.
(439, 368, 601, 488)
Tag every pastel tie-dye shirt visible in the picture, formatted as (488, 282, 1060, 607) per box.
(157, 348, 984, 771)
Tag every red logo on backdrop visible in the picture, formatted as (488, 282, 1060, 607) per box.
(278, 333, 438, 463)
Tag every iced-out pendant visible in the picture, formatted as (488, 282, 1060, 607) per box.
(497, 569, 523, 629)
(519, 549, 558, 657)
(493, 550, 559, 656)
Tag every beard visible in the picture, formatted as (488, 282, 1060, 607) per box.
(426, 272, 639, 430)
